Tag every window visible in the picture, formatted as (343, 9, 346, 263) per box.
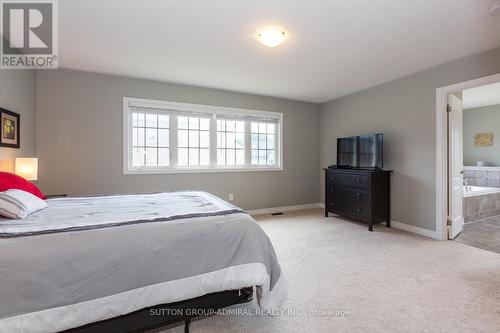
(124, 97, 282, 174)
(131, 111, 169, 167)
(217, 119, 245, 166)
(178, 116, 210, 166)
(251, 122, 276, 165)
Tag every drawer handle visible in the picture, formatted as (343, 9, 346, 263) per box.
(331, 202, 334, 207)
(330, 176, 335, 180)
(356, 192, 360, 197)
(355, 179, 362, 183)
(356, 208, 362, 212)
(331, 188, 335, 192)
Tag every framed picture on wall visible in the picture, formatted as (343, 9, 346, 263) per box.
(0, 108, 20, 149)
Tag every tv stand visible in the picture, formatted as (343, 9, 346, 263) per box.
(328, 165, 382, 171)
(324, 168, 392, 231)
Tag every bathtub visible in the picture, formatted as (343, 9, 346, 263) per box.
(463, 186, 500, 222)
(463, 185, 500, 197)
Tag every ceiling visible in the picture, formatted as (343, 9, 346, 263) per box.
(464, 81, 500, 109)
(59, 0, 500, 103)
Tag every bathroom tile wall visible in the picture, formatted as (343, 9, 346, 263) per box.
(464, 169, 500, 187)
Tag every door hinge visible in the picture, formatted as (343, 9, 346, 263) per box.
(447, 217, 452, 226)
(446, 104, 451, 113)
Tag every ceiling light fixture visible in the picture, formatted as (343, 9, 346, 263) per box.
(491, 2, 500, 15)
(257, 26, 287, 48)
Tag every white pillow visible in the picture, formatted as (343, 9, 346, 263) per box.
(0, 189, 48, 219)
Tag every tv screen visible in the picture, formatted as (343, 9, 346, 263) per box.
(337, 134, 383, 169)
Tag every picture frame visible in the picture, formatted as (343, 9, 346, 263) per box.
(474, 132, 493, 147)
(0, 108, 20, 149)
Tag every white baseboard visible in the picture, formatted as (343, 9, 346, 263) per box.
(321, 202, 440, 240)
(250, 203, 441, 240)
(247, 203, 323, 216)
(389, 220, 441, 240)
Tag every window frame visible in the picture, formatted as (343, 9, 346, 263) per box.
(130, 112, 171, 168)
(123, 97, 283, 174)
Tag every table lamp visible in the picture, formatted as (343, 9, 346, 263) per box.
(15, 158, 38, 181)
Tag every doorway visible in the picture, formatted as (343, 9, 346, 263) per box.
(436, 73, 500, 252)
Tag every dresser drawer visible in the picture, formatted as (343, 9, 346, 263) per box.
(326, 172, 369, 189)
(328, 200, 370, 222)
(328, 186, 369, 203)
(324, 168, 392, 231)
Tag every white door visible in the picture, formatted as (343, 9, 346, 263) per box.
(448, 93, 464, 239)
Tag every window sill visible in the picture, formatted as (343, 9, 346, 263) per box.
(123, 166, 284, 175)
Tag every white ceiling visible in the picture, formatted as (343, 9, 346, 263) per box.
(59, 0, 500, 103)
(464, 81, 500, 109)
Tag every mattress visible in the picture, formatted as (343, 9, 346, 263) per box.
(0, 191, 286, 333)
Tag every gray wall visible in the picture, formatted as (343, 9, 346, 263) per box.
(320, 46, 500, 231)
(463, 104, 500, 167)
(0, 70, 37, 172)
(36, 69, 320, 210)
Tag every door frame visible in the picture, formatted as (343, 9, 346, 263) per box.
(436, 73, 500, 240)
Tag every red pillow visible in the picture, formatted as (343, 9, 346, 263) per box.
(0, 172, 45, 199)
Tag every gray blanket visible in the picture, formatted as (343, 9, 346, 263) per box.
(0, 192, 285, 332)
(0, 192, 245, 237)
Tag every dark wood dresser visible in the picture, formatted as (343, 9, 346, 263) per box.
(324, 167, 392, 231)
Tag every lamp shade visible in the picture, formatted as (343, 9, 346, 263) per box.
(15, 158, 38, 181)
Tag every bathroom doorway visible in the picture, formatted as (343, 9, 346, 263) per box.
(436, 73, 500, 251)
(454, 81, 500, 253)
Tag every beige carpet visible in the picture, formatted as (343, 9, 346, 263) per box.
(155, 209, 500, 333)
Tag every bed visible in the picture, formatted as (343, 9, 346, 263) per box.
(0, 191, 286, 333)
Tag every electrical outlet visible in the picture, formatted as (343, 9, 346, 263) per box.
(229, 193, 234, 201)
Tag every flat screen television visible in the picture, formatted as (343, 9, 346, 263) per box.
(337, 134, 383, 169)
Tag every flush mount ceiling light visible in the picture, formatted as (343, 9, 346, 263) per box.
(491, 1, 500, 15)
(257, 26, 287, 48)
